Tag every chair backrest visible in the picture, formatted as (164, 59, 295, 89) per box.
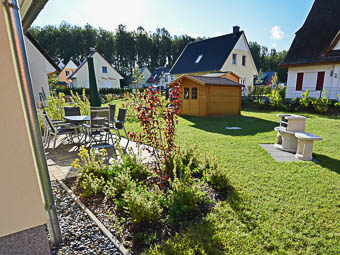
(42, 112, 56, 134)
(116, 108, 127, 129)
(89, 107, 109, 130)
(37, 108, 49, 130)
(64, 106, 81, 116)
(109, 104, 116, 123)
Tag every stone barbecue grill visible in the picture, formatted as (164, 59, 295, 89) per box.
(274, 114, 307, 152)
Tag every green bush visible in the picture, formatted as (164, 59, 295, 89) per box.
(123, 185, 164, 223)
(206, 165, 230, 191)
(121, 148, 152, 181)
(46, 92, 66, 120)
(167, 177, 207, 222)
(79, 173, 105, 197)
(311, 90, 331, 113)
(334, 94, 340, 108)
(112, 170, 136, 198)
(165, 147, 203, 179)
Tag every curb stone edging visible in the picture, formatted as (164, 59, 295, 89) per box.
(56, 179, 130, 255)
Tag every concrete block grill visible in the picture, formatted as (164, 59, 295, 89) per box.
(274, 114, 307, 152)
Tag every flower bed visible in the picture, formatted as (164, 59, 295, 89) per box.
(66, 146, 230, 254)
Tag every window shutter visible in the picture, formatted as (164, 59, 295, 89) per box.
(316, 72, 325, 91)
(296, 73, 304, 91)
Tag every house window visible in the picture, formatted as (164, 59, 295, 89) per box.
(242, 78, 246, 85)
(242, 56, 246, 66)
(65, 70, 70, 76)
(192, 87, 198, 99)
(296, 73, 304, 91)
(316, 72, 325, 91)
(195, 54, 203, 64)
(232, 54, 237, 65)
(102, 66, 108, 73)
(184, 88, 190, 99)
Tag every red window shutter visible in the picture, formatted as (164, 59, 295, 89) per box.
(316, 72, 325, 91)
(296, 73, 304, 91)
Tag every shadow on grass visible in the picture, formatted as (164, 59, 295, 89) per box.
(152, 220, 225, 255)
(226, 186, 258, 231)
(313, 153, 340, 175)
(182, 115, 278, 136)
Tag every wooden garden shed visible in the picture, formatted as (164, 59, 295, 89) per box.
(174, 74, 244, 117)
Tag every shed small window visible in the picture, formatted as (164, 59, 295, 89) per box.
(65, 70, 70, 76)
(232, 54, 237, 65)
(184, 88, 190, 99)
(316, 71, 325, 91)
(195, 54, 203, 64)
(102, 66, 108, 73)
(242, 56, 246, 66)
(296, 73, 304, 91)
(192, 87, 198, 99)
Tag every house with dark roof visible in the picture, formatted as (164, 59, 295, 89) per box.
(146, 67, 174, 89)
(172, 74, 243, 116)
(68, 50, 123, 89)
(129, 66, 151, 89)
(170, 26, 258, 94)
(280, 0, 340, 99)
(57, 60, 77, 87)
(24, 33, 60, 101)
(254, 71, 277, 86)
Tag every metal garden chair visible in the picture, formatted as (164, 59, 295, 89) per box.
(42, 111, 78, 150)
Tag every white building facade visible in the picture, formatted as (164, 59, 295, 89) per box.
(69, 51, 123, 89)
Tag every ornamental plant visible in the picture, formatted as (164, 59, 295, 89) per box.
(129, 82, 181, 178)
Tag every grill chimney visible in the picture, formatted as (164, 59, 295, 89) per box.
(233, 26, 240, 36)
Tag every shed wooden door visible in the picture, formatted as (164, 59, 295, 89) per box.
(182, 86, 199, 115)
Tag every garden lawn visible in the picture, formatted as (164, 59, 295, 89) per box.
(124, 110, 340, 255)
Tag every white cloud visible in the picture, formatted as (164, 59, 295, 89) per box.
(270, 25, 284, 40)
(215, 32, 222, 37)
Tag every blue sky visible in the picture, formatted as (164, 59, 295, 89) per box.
(33, 0, 314, 51)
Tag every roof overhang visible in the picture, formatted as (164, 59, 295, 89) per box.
(279, 60, 340, 69)
(172, 74, 244, 87)
(19, 0, 48, 32)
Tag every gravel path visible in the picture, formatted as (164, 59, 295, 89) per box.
(49, 181, 122, 255)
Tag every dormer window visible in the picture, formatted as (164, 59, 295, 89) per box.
(232, 54, 237, 65)
(195, 54, 203, 64)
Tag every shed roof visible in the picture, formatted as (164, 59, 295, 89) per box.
(170, 31, 243, 74)
(280, 0, 340, 67)
(174, 74, 243, 87)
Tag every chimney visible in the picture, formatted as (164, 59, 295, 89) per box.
(233, 26, 240, 36)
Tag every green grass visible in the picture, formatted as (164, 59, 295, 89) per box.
(124, 109, 340, 254)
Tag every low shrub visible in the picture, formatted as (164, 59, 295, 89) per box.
(123, 185, 164, 223)
(79, 173, 105, 197)
(121, 148, 153, 181)
(311, 91, 331, 113)
(165, 147, 204, 179)
(112, 170, 136, 198)
(205, 165, 230, 191)
(167, 177, 207, 222)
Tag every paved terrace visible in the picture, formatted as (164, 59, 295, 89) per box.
(46, 137, 153, 181)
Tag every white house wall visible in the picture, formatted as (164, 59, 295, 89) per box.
(221, 33, 258, 94)
(333, 40, 340, 50)
(286, 64, 340, 99)
(71, 52, 122, 89)
(24, 36, 50, 101)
